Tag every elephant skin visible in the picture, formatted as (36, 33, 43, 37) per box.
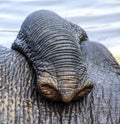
(0, 10, 120, 124)
(12, 10, 93, 103)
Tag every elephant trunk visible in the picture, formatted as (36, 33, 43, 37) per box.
(12, 10, 93, 103)
(37, 30, 86, 102)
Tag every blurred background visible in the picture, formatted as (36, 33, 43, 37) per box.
(0, 0, 120, 56)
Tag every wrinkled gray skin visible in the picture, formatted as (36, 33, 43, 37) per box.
(12, 10, 93, 103)
(0, 10, 120, 124)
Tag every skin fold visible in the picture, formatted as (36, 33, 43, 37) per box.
(0, 10, 120, 124)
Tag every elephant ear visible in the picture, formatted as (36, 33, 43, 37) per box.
(81, 41, 120, 75)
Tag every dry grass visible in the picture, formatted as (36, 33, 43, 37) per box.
(114, 56, 120, 65)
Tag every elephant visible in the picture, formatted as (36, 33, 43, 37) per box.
(0, 10, 120, 124)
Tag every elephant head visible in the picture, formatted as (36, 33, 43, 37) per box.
(1, 10, 120, 123)
(12, 10, 93, 103)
